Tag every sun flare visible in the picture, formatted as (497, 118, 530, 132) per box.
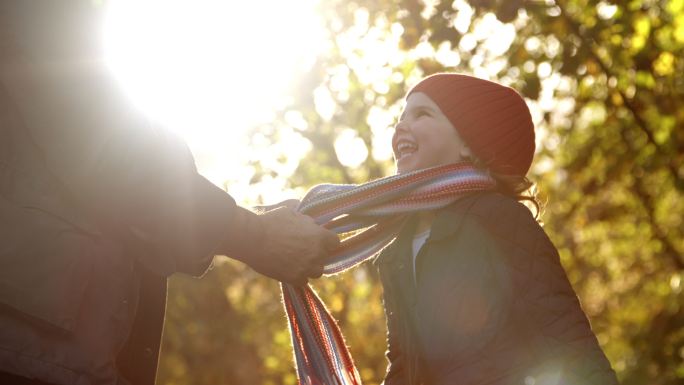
(104, 0, 325, 147)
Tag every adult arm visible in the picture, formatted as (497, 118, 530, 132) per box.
(0, 53, 337, 283)
(0, 57, 235, 276)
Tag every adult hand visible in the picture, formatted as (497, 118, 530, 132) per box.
(255, 207, 339, 285)
(221, 206, 339, 286)
(253, 198, 300, 212)
(276, 198, 300, 210)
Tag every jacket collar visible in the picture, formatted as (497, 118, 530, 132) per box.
(375, 192, 489, 266)
(427, 192, 484, 242)
(373, 215, 414, 265)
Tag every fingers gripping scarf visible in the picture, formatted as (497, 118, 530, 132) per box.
(282, 162, 496, 385)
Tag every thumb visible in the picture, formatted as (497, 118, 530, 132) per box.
(280, 199, 301, 210)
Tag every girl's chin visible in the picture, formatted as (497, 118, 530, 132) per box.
(395, 155, 420, 174)
(396, 155, 453, 174)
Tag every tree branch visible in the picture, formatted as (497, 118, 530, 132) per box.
(555, 0, 682, 185)
(632, 176, 684, 270)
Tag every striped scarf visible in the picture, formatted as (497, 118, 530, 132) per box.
(282, 162, 496, 385)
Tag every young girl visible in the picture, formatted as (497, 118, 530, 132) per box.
(376, 73, 618, 384)
(281, 73, 618, 385)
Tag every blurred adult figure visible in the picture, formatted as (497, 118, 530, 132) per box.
(0, 1, 338, 384)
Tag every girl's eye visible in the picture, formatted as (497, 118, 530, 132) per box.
(416, 109, 429, 117)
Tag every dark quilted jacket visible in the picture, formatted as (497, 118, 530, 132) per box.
(376, 192, 619, 385)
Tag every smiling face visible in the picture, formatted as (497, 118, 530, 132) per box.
(392, 92, 473, 174)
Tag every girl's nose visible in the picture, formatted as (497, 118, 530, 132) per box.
(392, 121, 403, 141)
(394, 119, 410, 133)
(391, 120, 409, 150)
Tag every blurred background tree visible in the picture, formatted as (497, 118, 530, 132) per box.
(157, 0, 683, 384)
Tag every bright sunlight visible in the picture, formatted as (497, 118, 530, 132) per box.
(103, 0, 325, 198)
(104, 0, 324, 150)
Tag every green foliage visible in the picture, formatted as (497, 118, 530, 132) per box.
(159, 1, 683, 384)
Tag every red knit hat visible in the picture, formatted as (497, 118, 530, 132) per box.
(408, 73, 535, 176)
